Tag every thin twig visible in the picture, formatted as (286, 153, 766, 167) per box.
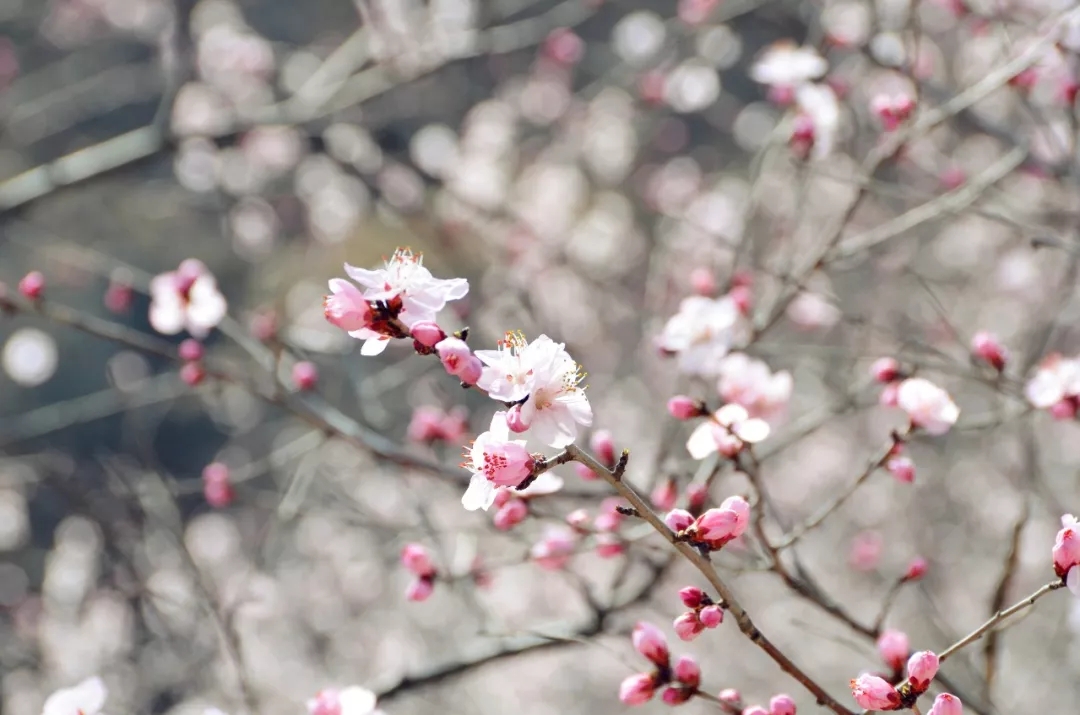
(937, 581, 1065, 662)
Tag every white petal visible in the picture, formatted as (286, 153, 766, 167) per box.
(360, 337, 390, 356)
(734, 418, 770, 443)
(489, 411, 510, 441)
(715, 403, 749, 425)
(561, 393, 593, 427)
(462, 475, 496, 511)
(339, 686, 377, 715)
(529, 407, 577, 448)
(149, 299, 185, 335)
(1026, 371, 1063, 408)
(344, 264, 389, 289)
(1069, 565, 1080, 597)
(686, 422, 717, 459)
(43, 676, 107, 715)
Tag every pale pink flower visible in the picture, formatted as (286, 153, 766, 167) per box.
(750, 42, 828, 89)
(743, 707, 770, 715)
(323, 279, 373, 334)
(896, 378, 959, 435)
(401, 544, 436, 577)
(306, 687, 378, 715)
(674, 611, 705, 641)
(658, 295, 749, 376)
(785, 291, 841, 330)
(717, 352, 793, 421)
(849, 673, 901, 710)
(1053, 514, 1080, 581)
(590, 429, 616, 467)
(794, 83, 840, 158)
(632, 621, 670, 665)
(673, 655, 701, 687)
(493, 498, 528, 530)
(906, 650, 939, 691)
(475, 333, 592, 447)
(619, 673, 656, 705)
(149, 259, 227, 339)
(686, 404, 770, 459)
(927, 693, 963, 715)
(876, 629, 910, 671)
(971, 331, 1007, 371)
(342, 248, 468, 355)
(665, 508, 695, 532)
(595, 533, 624, 558)
(871, 357, 901, 383)
(886, 456, 915, 484)
(719, 689, 743, 709)
(1025, 353, 1080, 409)
(769, 694, 796, 715)
(870, 93, 916, 130)
(668, 395, 706, 420)
(699, 604, 723, 628)
(461, 412, 534, 511)
(689, 495, 750, 548)
(530, 525, 577, 570)
(43, 676, 107, 715)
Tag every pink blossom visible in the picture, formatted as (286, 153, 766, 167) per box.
(651, 479, 678, 511)
(1026, 353, 1080, 409)
(595, 533, 624, 558)
(717, 353, 793, 422)
(879, 381, 901, 407)
(42, 676, 107, 715)
(690, 267, 717, 296)
(871, 93, 916, 130)
(476, 333, 592, 447)
(590, 429, 616, 467)
(619, 673, 656, 705)
(849, 531, 883, 571)
(690, 495, 750, 548)
(789, 112, 816, 157)
(461, 412, 535, 511)
(750, 42, 827, 89)
(632, 621, 671, 666)
(401, 544, 436, 578)
(905, 556, 928, 581)
(341, 248, 468, 355)
(407, 406, 453, 443)
(718, 689, 743, 709)
(179, 339, 204, 362)
(18, 271, 44, 300)
(410, 321, 446, 348)
(566, 508, 590, 530)
(699, 604, 724, 628)
(436, 337, 474, 376)
(658, 295, 750, 376)
(927, 693, 963, 715)
(886, 456, 915, 484)
(673, 655, 701, 687)
(769, 694, 796, 715)
(668, 395, 706, 420)
(849, 673, 901, 710)
(202, 463, 233, 508)
(149, 259, 227, 339)
(686, 404, 770, 459)
(324, 279, 374, 334)
(665, 508, 695, 532)
(307, 687, 378, 715)
(1053, 514, 1080, 579)
(181, 362, 206, 386)
(870, 357, 901, 383)
(896, 378, 960, 435)
(906, 650, 939, 690)
(493, 498, 528, 530)
(1051, 398, 1079, 420)
(674, 611, 706, 641)
(971, 331, 1008, 371)
(292, 361, 319, 391)
(686, 483, 708, 511)
(530, 525, 577, 570)
(679, 586, 706, 609)
(405, 577, 435, 602)
(743, 707, 770, 715)
(876, 629, 910, 671)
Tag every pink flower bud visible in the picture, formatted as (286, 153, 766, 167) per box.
(405, 577, 434, 602)
(940, 166, 966, 191)
(679, 586, 706, 609)
(1053, 517, 1080, 578)
(574, 463, 599, 480)
(886, 456, 915, 484)
(594, 510, 621, 533)
(411, 321, 446, 348)
(401, 544, 436, 577)
(790, 113, 816, 157)
(292, 361, 319, 391)
(850, 674, 901, 710)
(673, 611, 705, 641)
(1051, 397, 1079, 420)
(668, 395, 706, 420)
(178, 339, 204, 362)
(435, 337, 472, 375)
(718, 689, 742, 709)
(589, 429, 616, 467)
(324, 279, 373, 332)
(505, 404, 529, 433)
(686, 483, 708, 512)
(619, 673, 655, 705)
(906, 650, 939, 691)
(673, 655, 701, 688)
(202, 462, 229, 482)
(632, 621, 670, 666)
(699, 604, 724, 628)
(690, 267, 717, 296)
(596, 533, 625, 558)
(492, 489, 513, 509)
(876, 629, 910, 671)
(769, 694, 796, 715)
(249, 309, 279, 342)
(543, 27, 583, 66)
(692, 496, 750, 546)
(457, 355, 483, 386)
(651, 478, 678, 511)
(566, 508, 590, 530)
(407, 406, 444, 443)
(743, 707, 769, 715)
(928, 693, 963, 715)
(871, 93, 916, 130)
(971, 331, 1007, 371)
(180, 361, 206, 386)
(104, 280, 133, 314)
(307, 689, 341, 715)
(662, 686, 693, 705)
(18, 271, 44, 300)
(871, 357, 900, 383)
(730, 285, 752, 315)
(904, 556, 928, 581)
(493, 498, 528, 530)
(203, 478, 234, 508)
(879, 381, 900, 407)
(665, 508, 695, 532)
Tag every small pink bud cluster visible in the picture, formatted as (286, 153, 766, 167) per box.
(202, 462, 234, 508)
(667, 496, 750, 551)
(971, 331, 1008, 372)
(672, 586, 725, 641)
(402, 544, 438, 602)
(850, 651, 939, 710)
(435, 337, 483, 386)
(179, 339, 207, 387)
(619, 622, 702, 706)
(407, 405, 469, 444)
(1053, 514, 1080, 595)
(871, 93, 916, 131)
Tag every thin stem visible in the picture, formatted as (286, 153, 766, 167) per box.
(937, 581, 1064, 662)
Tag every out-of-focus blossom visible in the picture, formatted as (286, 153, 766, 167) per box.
(619, 673, 656, 705)
(770, 694, 796, 715)
(18, 271, 44, 299)
(927, 693, 963, 715)
(876, 629, 909, 671)
(896, 378, 959, 435)
(461, 412, 535, 512)
(43, 676, 107, 715)
(407, 405, 468, 444)
(306, 686, 378, 715)
(785, 291, 842, 330)
(686, 404, 770, 459)
(750, 42, 828, 90)
(476, 333, 592, 447)
(668, 395, 706, 420)
(530, 525, 578, 570)
(849, 530, 883, 571)
(202, 462, 234, 509)
(149, 259, 227, 339)
(871, 357, 901, 383)
(658, 295, 749, 376)
(590, 429, 616, 467)
(717, 353, 793, 421)
(971, 331, 1008, 371)
(904, 556, 928, 581)
(886, 456, 915, 483)
(849, 673, 901, 710)
(795, 83, 840, 158)
(632, 621, 671, 665)
(1026, 353, 1080, 415)
(651, 478, 678, 511)
(870, 93, 916, 130)
(401, 544, 436, 578)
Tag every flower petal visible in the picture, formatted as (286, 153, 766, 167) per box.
(1069, 565, 1080, 597)
(462, 474, 496, 511)
(686, 422, 717, 459)
(360, 337, 390, 356)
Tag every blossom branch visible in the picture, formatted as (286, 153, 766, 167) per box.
(937, 581, 1066, 662)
